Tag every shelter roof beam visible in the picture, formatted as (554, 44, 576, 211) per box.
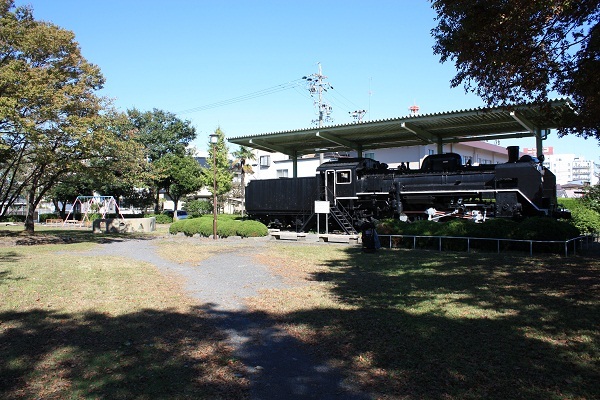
(510, 111, 537, 133)
(400, 122, 436, 143)
(316, 131, 359, 150)
(249, 139, 293, 156)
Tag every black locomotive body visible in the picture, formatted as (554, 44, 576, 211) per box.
(245, 148, 565, 231)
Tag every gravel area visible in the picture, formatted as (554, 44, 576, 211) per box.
(82, 236, 370, 399)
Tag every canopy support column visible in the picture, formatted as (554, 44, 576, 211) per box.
(292, 151, 298, 178)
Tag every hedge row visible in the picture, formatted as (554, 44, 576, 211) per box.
(377, 216, 581, 241)
(169, 216, 268, 238)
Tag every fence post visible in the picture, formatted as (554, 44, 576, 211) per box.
(530, 241, 533, 256)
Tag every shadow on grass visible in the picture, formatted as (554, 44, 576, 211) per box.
(0, 228, 157, 246)
(0, 307, 248, 399)
(278, 248, 599, 399)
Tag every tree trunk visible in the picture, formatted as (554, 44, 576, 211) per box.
(154, 188, 160, 214)
(24, 186, 37, 234)
(240, 171, 246, 218)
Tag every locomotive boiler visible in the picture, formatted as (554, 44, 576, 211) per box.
(245, 146, 567, 232)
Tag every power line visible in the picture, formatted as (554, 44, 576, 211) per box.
(177, 79, 304, 114)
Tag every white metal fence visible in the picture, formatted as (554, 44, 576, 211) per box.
(377, 234, 597, 257)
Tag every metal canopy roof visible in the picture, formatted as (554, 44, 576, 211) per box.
(228, 99, 575, 157)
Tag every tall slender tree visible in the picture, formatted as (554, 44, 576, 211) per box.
(201, 127, 233, 213)
(231, 146, 256, 216)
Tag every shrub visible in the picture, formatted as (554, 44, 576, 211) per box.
(168, 215, 268, 238)
(184, 199, 212, 218)
(169, 219, 186, 234)
(154, 214, 173, 224)
(378, 216, 583, 241)
(237, 220, 268, 237)
(559, 198, 600, 235)
(39, 213, 60, 222)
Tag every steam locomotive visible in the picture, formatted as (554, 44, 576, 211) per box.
(245, 146, 568, 232)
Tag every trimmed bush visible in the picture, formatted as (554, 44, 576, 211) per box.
(237, 220, 269, 237)
(168, 215, 268, 238)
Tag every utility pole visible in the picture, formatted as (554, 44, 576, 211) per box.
(302, 63, 333, 163)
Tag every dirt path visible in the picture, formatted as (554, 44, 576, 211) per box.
(83, 237, 370, 399)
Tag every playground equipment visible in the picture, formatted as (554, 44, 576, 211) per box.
(63, 195, 124, 227)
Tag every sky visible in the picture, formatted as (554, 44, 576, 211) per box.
(14, 0, 600, 161)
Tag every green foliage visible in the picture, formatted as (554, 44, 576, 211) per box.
(431, 0, 600, 139)
(39, 213, 59, 222)
(168, 216, 268, 238)
(559, 198, 600, 235)
(0, 2, 122, 233)
(151, 214, 172, 224)
(236, 220, 268, 237)
(378, 216, 583, 251)
(154, 153, 203, 210)
(184, 199, 212, 217)
(580, 184, 600, 214)
(87, 213, 102, 223)
(127, 108, 196, 162)
(512, 217, 580, 241)
(200, 127, 233, 200)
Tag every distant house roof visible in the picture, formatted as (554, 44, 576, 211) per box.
(229, 99, 576, 157)
(194, 156, 209, 168)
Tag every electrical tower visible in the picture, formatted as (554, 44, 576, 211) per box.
(302, 63, 333, 127)
(349, 109, 366, 121)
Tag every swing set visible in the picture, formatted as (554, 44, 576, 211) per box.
(63, 195, 124, 227)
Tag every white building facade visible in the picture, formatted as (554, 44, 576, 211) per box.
(542, 154, 598, 185)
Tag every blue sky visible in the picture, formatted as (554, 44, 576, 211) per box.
(16, 0, 600, 161)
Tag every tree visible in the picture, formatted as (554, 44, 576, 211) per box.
(231, 146, 256, 216)
(46, 111, 149, 218)
(0, 1, 124, 233)
(431, 0, 600, 140)
(201, 127, 233, 213)
(154, 153, 203, 213)
(127, 108, 196, 212)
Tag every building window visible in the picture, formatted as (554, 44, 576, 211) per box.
(428, 149, 435, 155)
(364, 152, 375, 160)
(276, 169, 288, 178)
(259, 155, 270, 167)
(336, 170, 352, 184)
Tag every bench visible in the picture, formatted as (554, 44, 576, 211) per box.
(45, 219, 63, 225)
(319, 234, 360, 245)
(270, 231, 307, 241)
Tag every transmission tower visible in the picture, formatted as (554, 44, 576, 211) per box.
(302, 63, 333, 127)
(349, 109, 366, 121)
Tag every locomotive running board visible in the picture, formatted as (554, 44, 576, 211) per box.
(357, 189, 545, 213)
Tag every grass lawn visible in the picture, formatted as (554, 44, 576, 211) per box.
(249, 243, 599, 399)
(0, 227, 248, 399)
(1, 225, 598, 399)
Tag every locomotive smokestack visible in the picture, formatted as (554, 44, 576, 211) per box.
(507, 146, 520, 163)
